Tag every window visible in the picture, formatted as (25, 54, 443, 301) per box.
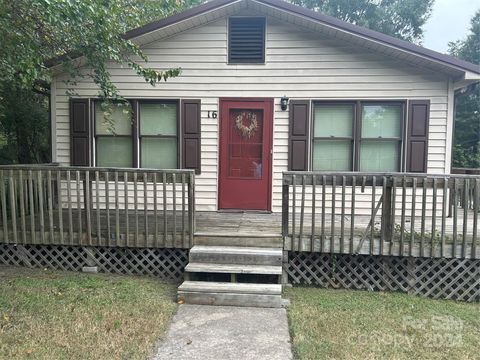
(360, 104, 402, 172)
(94, 100, 179, 168)
(228, 17, 266, 64)
(95, 103, 133, 167)
(312, 104, 354, 171)
(312, 102, 404, 172)
(139, 102, 178, 168)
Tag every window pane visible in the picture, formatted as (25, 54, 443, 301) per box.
(95, 104, 132, 135)
(96, 137, 132, 167)
(360, 140, 399, 172)
(228, 109, 263, 178)
(314, 104, 353, 137)
(141, 138, 178, 168)
(140, 103, 177, 136)
(312, 140, 352, 171)
(362, 104, 402, 138)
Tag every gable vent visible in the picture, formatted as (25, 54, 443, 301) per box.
(228, 17, 266, 64)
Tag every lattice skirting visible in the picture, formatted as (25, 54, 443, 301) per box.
(0, 244, 188, 282)
(285, 252, 479, 302)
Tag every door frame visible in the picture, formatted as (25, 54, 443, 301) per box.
(218, 97, 274, 212)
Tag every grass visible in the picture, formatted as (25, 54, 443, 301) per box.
(0, 265, 177, 360)
(286, 287, 480, 360)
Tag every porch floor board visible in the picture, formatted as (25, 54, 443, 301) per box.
(195, 211, 281, 236)
(1, 208, 476, 238)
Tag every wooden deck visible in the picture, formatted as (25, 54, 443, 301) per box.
(2, 208, 476, 235)
(0, 166, 195, 248)
(197, 211, 479, 258)
(283, 172, 479, 259)
(287, 208, 477, 237)
(0, 210, 281, 247)
(2, 209, 477, 257)
(284, 209, 479, 258)
(196, 211, 281, 235)
(0, 166, 478, 259)
(0, 209, 191, 248)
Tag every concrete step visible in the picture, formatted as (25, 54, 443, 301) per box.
(179, 281, 282, 295)
(194, 234, 283, 248)
(178, 281, 283, 308)
(178, 291, 283, 308)
(185, 262, 283, 275)
(178, 291, 284, 308)
(189, 246, 283, 266)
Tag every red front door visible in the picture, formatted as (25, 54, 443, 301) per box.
(219, 99, 273, 211)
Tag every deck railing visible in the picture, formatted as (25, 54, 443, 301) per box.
(282, 172, 479, 259)
(0, 165, 195, 249)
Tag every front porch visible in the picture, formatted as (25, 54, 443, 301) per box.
(0, 165, 478, 304)
(1, 207, 477, 256)
(0, 165, 478, 259)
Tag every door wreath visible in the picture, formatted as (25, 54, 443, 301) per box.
(235, 111, 258, 138)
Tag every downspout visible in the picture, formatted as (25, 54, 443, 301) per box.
(445, 79, 454, 174)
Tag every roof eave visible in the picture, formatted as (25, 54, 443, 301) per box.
(124, 0, 240, 40)
(453, 72, 480, 90)
(252, 0, 480, 75)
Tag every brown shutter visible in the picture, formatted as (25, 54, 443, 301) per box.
(406, 100, 430, 173)
(181, 99, 201, 174)
(70, 99, 90, 166)
(288, 100, 310, 171)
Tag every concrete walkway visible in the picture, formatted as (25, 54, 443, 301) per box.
(151, 304, 293, 360)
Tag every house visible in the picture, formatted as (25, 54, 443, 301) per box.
(50, 0, 479, 213)
(1, 0, 478, 305)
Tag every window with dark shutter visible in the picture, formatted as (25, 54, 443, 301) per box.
(228, 17, 265, 64)
(309, 101, 406, 172)
(76, 97, 199, 171)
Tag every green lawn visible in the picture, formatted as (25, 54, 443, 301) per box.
(0, 266, 177, 360)
(286, 287, 480, 360)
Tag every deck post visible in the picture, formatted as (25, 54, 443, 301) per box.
(82, 175, 88, 237)
(84, 171, 92, 246)
(382, 182, 393, 243)
(282, 183, 289, 240)
(282, 250, 289, 284)
(188, 172, 195, 248)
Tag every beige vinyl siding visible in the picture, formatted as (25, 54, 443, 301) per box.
(53, 15, 452, 212)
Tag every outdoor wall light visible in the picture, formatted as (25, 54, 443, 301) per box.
(280, 96, 289, 111)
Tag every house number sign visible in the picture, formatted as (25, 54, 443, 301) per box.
(207, 110, 218, 119)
